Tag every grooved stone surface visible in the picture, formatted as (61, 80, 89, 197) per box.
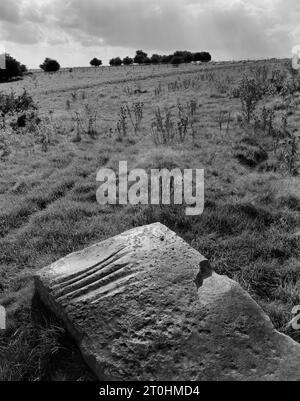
(35, 223, 300, 380)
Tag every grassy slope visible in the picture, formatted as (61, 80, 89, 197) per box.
(0, 61, 299, 380)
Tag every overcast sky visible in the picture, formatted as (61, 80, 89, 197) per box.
(0, 0, 299, 68)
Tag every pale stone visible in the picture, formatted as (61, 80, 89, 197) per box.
(35, 222, 300, 380)
(0, 305, 6, 330)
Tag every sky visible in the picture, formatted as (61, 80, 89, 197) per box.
(0, 0, 299, 68)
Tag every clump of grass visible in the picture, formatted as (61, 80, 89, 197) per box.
(269, 112, 299, 175)
(176, 103, 189, 142)
(151, 101, 199, 145)
(71, 181, 97, 203)
(0, 130, 10, 159)
(69, 105, 98, 141)
(276, 127, 299, 176)
(0, 200, 38, 237)
(136, 147, 182, 171)
(217, 110, 231, 136)
(254, 106, 275, 135)
(234, 82, 299, 176)
(0, 297, 93, 381)
(214, 77, 230, 94)
(0, 178, 75, 238)
(123, 86, 134, 96)
(250, 64, 271, 94)
(277, 194, 300, 211)
(154, 83, 164, 97)
(167, 78, 191, 92)
(234, 136, 268, 167)
(0, 318, 64, 380)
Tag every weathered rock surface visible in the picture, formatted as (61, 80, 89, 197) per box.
(35, 222, 300, 380)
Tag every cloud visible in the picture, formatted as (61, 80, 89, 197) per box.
(44, 0, 299, 57)
(0, 21, 43, 45)
(49, 0, 187, 50)
(0, 0, 45, 44)
(0, 0, 21, 23)
(0, 0, 299, 67)
(191, 3, 291, 59)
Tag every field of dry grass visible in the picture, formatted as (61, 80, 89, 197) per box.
(0, 59, 299, 380)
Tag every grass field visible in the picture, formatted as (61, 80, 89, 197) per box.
(0, 60, 299, 380)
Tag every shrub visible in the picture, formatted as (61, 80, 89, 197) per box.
(0, 89, 37, 129)
(40, 58, 60, 73)
(90, 58, 102, 67)
(126, 102, 144, 134)
(151, 107, 175, 145)
(20, 64, 28, 74)
(183, 51, 194, 63)
(123, 57, 133, 66)
(171, 55, 184, 66)
(0, 54, 26, 82)
(134, 50, 148, 65)
(161, 55, 173, 64)
(150, 54, 162, 64)
(193, 52, 212, 63)
(109, 57, 122, 67)
(277, 133, 299, 176)
(236, 76, 263, 122)
(115, 106, 128, 140)
(173, 51, 193, 63)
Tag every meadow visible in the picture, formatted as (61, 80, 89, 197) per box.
(0, 59, 299, 380)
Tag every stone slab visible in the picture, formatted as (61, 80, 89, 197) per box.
(35, 222, 300, 380)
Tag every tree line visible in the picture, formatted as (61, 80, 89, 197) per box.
(0, 49, 212, 83)
(107, 50, 211, 67)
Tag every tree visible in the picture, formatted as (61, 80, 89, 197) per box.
(171, 54, 184, 66)
(192, 52, 201, 62)
(161, 54, 172, 64)
(150, 54, 162, 64)
(200, 52, 211, 62)
(123, 56, 133, 65)
(109, 57, 122, 66)
(172, 51, 193, 64)
(193, 52, 212, 63)
(0, 54, 26, 82)
(40, 58, 60, 72)
(183, 51, 193, 63)
(19, 64, 27, 74)
(90, 57, 102, 67)
(134, 50, 148, 64)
